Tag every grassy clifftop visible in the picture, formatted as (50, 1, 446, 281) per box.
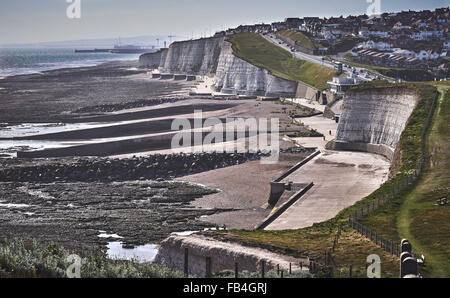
(228, 33, 336, 90)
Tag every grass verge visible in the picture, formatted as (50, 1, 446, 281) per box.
(277, 30, 323, 51)
(361, 85, 450, 277)
(228, 33, 336, 89)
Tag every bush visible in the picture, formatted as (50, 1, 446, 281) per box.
(0, 238, 183, 278)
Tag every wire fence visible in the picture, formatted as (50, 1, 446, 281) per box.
(347, 91, 438, 257)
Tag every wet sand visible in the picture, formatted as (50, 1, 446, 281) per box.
(0, 61, 191, 124)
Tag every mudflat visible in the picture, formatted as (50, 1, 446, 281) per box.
(0, 61, 190, 123)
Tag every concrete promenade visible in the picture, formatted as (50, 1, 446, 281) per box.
(263, 112, 390, 230)
(265, 149, 390, 230)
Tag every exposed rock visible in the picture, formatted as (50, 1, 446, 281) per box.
(213, 41, 298, 97)
(138, 37, 298, 97)
(0, 152, 266, 183)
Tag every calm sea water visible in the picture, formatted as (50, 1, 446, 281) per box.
(0, 48, 140, 78)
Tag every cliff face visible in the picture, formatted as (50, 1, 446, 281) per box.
(334, 88, 419, 160)
(213, 41, 298, 97)
(161, 37, 224, 75)
(139, 37, 299, 97)
(139, 48, 168, 69)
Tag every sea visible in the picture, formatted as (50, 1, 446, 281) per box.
(0, 48, 141, 78)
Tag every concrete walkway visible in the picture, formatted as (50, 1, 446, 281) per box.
(296, 114, 338, 142)
(285, 98, 326, 112)
(265, 150, 390, 230)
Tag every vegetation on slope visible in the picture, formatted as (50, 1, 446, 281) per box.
(0, 238, 183, 278)
(360, 84, 450, 277)
(213, 82, 442, 278)
(327, 37, 362, 54)
(277, 30, 323, 51)
(228, 33, 337, 89)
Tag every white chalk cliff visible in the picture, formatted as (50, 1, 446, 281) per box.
(139, 36, 298, 97)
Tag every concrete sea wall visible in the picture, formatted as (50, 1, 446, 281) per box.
(334, 87, 419, 160)
(154, 235, 304, 277)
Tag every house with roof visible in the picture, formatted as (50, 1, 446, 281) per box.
(393, 49, 416, 58)
(416, 50, 440, 60)
(361, 40, 391, 51)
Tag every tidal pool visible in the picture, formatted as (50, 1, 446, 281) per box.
(106, 242, 159, 263)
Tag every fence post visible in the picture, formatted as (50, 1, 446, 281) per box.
(184, 248, 189, 277)
(235, 262, 238, 278)
(349, 265, 352, 277)
(205, 257, 212, 278)
(289, 262, 292, 275)
(261, 261, 265, 278)
(277, 264, 280, 276)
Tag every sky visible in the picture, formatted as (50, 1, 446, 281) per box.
(0, 0, 449, 45)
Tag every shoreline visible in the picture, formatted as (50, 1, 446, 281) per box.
(0, 59, 138, 80)
(0, 48, 141, 79)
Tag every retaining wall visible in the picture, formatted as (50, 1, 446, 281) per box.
(333, 87, 419, 161)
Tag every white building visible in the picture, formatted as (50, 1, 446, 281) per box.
(444, 41, 450, 50)
(416, 50, 440, 60)
(393, 49, 416, 58)
(327, 77, 358, 94)
(361, 40, 391, 51)
(367, 31, 389, 38)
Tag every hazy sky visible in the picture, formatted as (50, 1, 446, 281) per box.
(0, 0, 448, 45)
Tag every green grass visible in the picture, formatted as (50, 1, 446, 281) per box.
(391, 86, 448, 277)
(327, 37, 361, 54)
(360, 85, 450, 278)
(228, 33, 337, 89)
(277, 30, 322, 51)
(212, 82, 442, 278)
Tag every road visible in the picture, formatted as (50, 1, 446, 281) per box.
(261, 33, 376, 82)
